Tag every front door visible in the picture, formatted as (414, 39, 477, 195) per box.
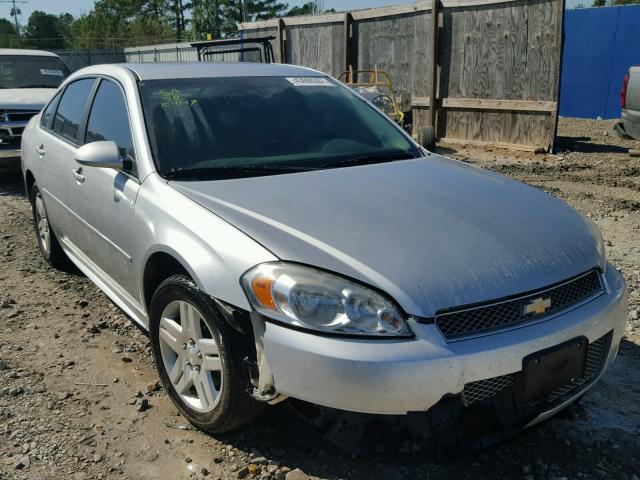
(72, 78, 141, 299)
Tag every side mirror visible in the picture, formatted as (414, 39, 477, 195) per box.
(75, 141, 123, 169)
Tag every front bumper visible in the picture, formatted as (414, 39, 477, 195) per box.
(0, 149, 21, 171)
(262, 263, 627, 415)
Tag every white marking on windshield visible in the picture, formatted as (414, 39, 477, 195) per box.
(286, 77, 333, 87)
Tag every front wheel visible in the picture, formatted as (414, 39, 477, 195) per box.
(149, 275, 263, 433)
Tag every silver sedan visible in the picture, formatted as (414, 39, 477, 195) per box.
(21, 62, 628, 442)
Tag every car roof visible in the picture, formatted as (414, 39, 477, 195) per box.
(0, 48, 60, 57)
(115, 62, 325, 81)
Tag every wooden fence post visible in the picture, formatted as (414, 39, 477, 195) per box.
(277, 18, 286, 63)
(428, 0, 440, 132)
(343, 12, 353, 73)
(550, 0, 566, 152)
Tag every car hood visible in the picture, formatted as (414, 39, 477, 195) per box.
(170, 156, 602, 318)
(0, 88, 55, 110)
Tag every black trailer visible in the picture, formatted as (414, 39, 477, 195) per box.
(191, 36, 276, 64)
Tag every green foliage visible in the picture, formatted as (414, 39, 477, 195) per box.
(1, 0, 340, 49)
(0, 18, 18, 48)
(224, 0, 289, 25)
(23, 11, 66, 49)
(287, 2, 317, 15)
(191, 0, 234, 40)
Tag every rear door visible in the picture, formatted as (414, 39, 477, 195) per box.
(37, 78, 97, 248)
(73, 77, 141, 299)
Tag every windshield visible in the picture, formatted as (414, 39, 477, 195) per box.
(0, 55, 70, 89)
(138, 76, 420, 180)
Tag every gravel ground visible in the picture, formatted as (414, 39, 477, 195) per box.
(0, 117, 639, 480)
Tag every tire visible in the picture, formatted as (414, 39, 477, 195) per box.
(149, 274, 263, 433)
(419, 125, 436, 151)
(30, 183, 68, 268)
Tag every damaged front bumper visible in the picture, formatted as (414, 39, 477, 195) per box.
(256, 263, 627, 422)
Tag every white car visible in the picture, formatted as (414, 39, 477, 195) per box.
(0, 49, 69, 171)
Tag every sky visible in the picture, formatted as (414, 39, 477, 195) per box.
(0, 0, 583, 25)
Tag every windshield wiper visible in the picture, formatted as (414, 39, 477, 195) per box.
(321, 151, 417, 169)
(163, 164, 315, 180)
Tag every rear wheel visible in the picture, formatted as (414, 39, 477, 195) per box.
(30, 183, 67, 268)
(149, 275, 263, 433)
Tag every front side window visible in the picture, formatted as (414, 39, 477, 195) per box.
(85, 79, 136, 175)
(138, 76, 419, 180)
(52, 79, 95, 143)
(0, 55, 70, 89)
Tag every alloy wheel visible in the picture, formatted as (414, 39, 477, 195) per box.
(158, 300, 223, 413)
(34, 192, 50, 255)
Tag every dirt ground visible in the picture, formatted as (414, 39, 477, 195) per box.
(1, 117, 639, 480)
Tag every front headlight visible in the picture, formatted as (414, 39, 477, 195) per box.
(241, 262, 412, 337)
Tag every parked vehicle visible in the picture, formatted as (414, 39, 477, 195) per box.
(0, 49, 70, 171)
(615, 66, 640, 140)
(21, 63, 627, 444)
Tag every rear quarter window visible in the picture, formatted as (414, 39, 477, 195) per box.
(40, 91, 62, 130)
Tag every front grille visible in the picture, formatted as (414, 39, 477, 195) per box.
(0, 110, 39, 148)
(5, 110, 39, 123)
(435, 270, 603, 341)
(460, 331, 611, 407)
(546, 333, 609, 403)
(461, 375, 514, 407)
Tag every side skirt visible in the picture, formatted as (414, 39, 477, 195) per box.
(58, 236, 149, 331)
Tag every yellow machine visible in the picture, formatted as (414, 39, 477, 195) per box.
(339, 66, 406, 127)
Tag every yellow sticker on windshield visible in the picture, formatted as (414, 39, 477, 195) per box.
(158, 89, 199, 109)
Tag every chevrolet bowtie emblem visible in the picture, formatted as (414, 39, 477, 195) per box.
(523, 297, 552, 316)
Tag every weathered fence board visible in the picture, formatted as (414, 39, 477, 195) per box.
(239, 0, 563, 152)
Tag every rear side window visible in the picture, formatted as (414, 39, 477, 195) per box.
(40, 91, 61, 130)
(85, 79, 136, 175)
(52, 78, 95, 143)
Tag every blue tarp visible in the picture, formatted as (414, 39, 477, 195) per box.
(559, 5, 640, 119)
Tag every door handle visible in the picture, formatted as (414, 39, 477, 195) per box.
(36, 145, 45, 157)
(72, 167, 85, 184)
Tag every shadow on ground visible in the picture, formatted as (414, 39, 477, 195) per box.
(555, 136, 631, 154)
(0, 172, 25, 197)
(198, 337, 640, 480)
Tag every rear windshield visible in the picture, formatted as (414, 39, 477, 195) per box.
(138, 76, 419, 179)
(0, 55, 70, 89)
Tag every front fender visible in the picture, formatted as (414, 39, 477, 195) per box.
(135, 174, 278, 314)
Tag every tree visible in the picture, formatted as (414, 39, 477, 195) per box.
(169, 0, 192, 39)
(72, 0, 174, 48)
(24, 11, 65, 49)
(287, 2, 316, 15)
(191, 0, 234, 40)
(56, 13, 76, 48)
(0, 18, 18, 48)
(224, 0, 288, 26)
(287, 1, 334, 16)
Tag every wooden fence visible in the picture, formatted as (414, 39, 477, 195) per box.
(239, 0, 564, 152)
